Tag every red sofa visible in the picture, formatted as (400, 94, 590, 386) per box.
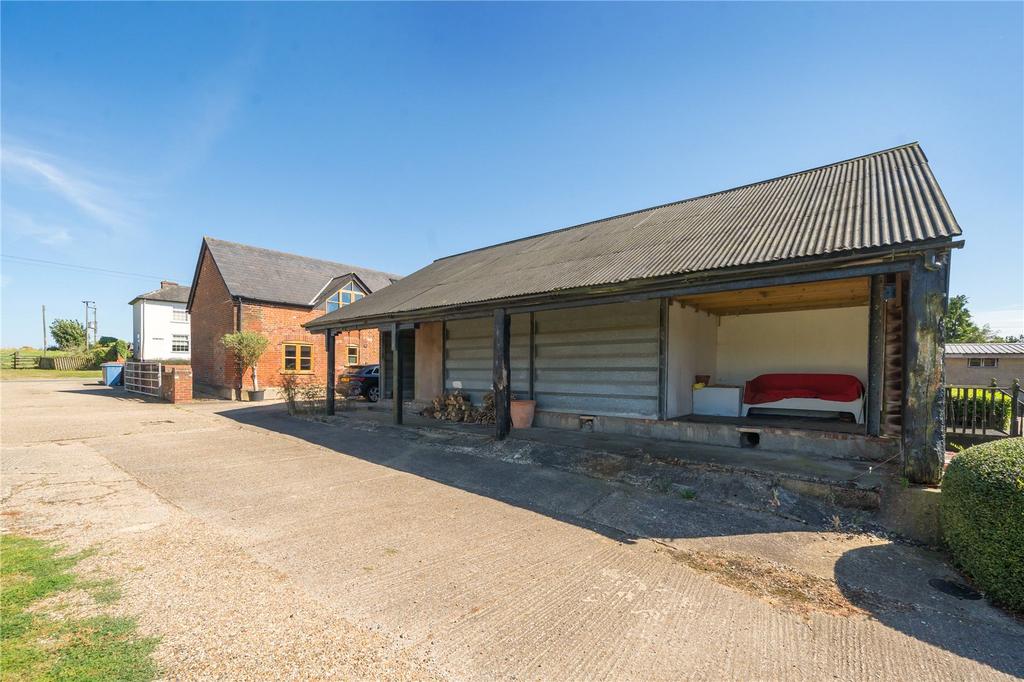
(742, 373, 865, 423)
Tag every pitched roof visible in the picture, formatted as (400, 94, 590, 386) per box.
(130, 284, 191, 305)
(193, 237, 401, 308)
(946, 343, 1024, 355)
(308, 142, 961, 328)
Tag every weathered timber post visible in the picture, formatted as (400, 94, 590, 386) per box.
(903, 253, 948, 484)
(325, 329, 336, 416)
(1012, 379, 1021, 437)
(493, 308, 511, 440)
(391, 323, 403, 425)
(866, 275, 886, 436)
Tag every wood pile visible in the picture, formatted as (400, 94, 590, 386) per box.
(421, 391, 495, 425)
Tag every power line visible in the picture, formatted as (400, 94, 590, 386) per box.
(1, 254, 185, 281)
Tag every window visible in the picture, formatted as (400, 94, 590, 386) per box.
(968, 358, 998, 368)
(171, 335, 189, 353)
(172, 308, 189, 323)
(347, 345, 359, 365)
(326, 281, 366, 312)
(283, 343, 313, 372)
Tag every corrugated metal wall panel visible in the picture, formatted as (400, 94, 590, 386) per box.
(444, 315, 528, 403)
(533, 300, 660, 418)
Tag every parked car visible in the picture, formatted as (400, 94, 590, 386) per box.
(338, 364, 379, 401)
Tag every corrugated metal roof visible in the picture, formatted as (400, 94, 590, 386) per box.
(201, 237, 401, 307)
(946, 343, 1024, 355)
(129, 284, 191, 304)
(310, 143, 961, 327)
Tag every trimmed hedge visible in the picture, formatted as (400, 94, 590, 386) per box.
(941, 438, 1024, 611)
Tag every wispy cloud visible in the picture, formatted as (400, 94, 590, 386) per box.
(158, 30, 264, 181)
(975, 306, 1024, 337)
(1, 145, 139, 232)
(2, 209, 73, 246)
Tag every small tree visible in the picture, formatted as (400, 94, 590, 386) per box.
(221, 331, 269, 393)
(50, 319, 86, 350)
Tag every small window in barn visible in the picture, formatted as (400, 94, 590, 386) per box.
(326, 282, 366, 312)
(171, 335, 189, 353)
(968, 358, 998, 368)
(283, 343, 313, 372)
(172, 308, 189, 323)
(347, 345, 359, 365)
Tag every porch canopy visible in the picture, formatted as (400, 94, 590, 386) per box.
(305, 143, 963, 484)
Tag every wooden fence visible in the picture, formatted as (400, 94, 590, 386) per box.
(945, 381, 1022, 437)
(38, 356, 91, 371)
(2, 352, 41, 369)
(124, 362, 161, 396)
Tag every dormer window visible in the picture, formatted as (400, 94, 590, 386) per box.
(326, 281, 365, 312)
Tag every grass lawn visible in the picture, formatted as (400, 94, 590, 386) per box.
(0, 369, 102, 381)
(1, 535, 158, 681)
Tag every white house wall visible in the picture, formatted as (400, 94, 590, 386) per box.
(666, 303, 718, 418)
(714, 306, 869, 387)
(133, 300, 191, 361)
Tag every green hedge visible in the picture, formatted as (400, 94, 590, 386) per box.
(947, 388, 1012, 432)
(941, 438, 1024, 611)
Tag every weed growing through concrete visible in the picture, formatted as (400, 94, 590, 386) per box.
(678, 489, 697, 501)
(0, 535, 158, 681)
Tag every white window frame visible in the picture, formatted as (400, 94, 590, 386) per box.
(347, 344, 359, 365)
(172, 308, 190, 323)
(968, 358, 998, 368)
(171, 334, 190, 353)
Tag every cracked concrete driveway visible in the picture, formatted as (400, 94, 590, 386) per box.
(2, 379, 1022, 680)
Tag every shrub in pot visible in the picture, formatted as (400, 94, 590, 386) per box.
(941, 437, 1024, 612)
(221, 331, 270, 401)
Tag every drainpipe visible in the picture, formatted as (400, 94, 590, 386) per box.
(234, 298, 244, 398)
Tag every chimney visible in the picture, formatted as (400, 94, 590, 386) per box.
(160, 280, 178, 289)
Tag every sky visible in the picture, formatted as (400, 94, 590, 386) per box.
(2, 1, 1022, 347)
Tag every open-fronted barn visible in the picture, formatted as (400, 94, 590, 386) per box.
(306, 143, 963, 484)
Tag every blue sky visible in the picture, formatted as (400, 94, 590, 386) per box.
(2, 1, 1022, 347)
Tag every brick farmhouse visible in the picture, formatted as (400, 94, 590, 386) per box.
(187, 237, 400, 399)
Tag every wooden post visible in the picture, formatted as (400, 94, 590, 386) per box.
(658, 298, 668, 421)
(391, 323, 403, 425)
(325, 330, 336, 416)
(1012, 379, 1021, 437)
(493, 308, 511, 440)
(902, 253, 948, 485)
(866, 275, 885, 436)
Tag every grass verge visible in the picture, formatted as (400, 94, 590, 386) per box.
(1, 534, 158, 681)
(0, 369, 102, 381)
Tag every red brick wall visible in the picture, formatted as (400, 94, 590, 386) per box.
(238, 301, 380, 392)
(160, 365, 193, 403)
(190, 247, 381, 396)
(189, 249, 239, 390)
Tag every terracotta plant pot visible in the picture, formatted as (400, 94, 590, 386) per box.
(510, 399, 536, 429)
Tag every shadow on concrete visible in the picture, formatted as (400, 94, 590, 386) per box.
(60, 387, 164, 403)
(836, 544, 1024, 677)
(217, 401, 1024, 676)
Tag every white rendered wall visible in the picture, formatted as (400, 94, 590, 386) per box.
(135, 300, 191, 361)
(714, 306, 868, 387)
(665, 302, 718, 418)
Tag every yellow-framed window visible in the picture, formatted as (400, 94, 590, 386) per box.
(347, 344, 359, 365)
(326, 281, 366, 312)
(283, 343, 313, 372)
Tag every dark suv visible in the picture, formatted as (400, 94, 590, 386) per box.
(338, 364, 379, 402)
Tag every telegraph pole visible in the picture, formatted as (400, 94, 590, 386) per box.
(82, 300, 96, 349)
(42, 305, 47, 356)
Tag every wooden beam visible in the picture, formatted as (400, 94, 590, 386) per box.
(325, 330, 336, 416)
(493, 309, 511, 440)
(902, 254, 947, 484)
(866, 275, 885, 436)
(391, 323, 403, 425)
(658, 298, 667, 420)
(674, 277, 869, 316)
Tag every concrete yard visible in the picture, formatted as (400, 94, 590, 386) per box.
(2, 379, 1022, 680)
